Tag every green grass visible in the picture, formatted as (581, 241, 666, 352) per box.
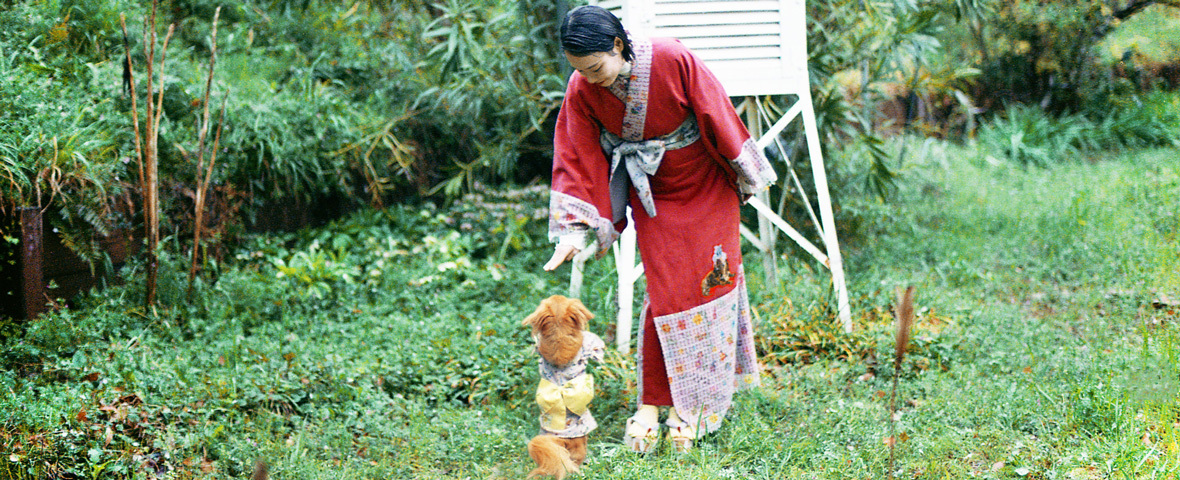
(2, 144, 1179, 478)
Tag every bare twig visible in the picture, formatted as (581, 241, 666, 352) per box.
(119, 15, 145, 192)
(189, 7, 222, 294)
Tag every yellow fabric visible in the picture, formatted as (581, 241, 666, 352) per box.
(536, 375, 595, 432)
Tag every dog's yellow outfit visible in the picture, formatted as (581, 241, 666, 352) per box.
(535, 331, 605, 437)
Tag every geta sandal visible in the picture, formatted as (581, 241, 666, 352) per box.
(622, 416, 660, 454)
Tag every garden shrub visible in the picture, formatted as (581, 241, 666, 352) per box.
(979, 92, 1180, 166)
(977, 104, 1088, 167)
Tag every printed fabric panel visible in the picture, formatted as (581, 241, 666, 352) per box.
(548, 190, 618, 255)
(731, 138, 778, 195)
(611, 38, 653, 142)
(653, 269, 761, 434)
(537, 331, 605, 386)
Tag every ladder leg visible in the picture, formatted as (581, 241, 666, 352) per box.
(613, 222, 638, 352)
(800, 94, 852, 331)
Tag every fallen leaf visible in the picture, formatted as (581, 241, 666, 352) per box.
(118, 394, 143, 406)
(1068, 466, 1100, 479)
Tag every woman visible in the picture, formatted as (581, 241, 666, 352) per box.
(542, 5, 777, 453)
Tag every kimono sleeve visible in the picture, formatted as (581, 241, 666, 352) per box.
(677, 43, 778, 196)
(549, 76, 621, 254)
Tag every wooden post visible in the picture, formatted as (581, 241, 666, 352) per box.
(18, 207, 44, 320)
(612, 223, 639, 353)
(739, 97, 779, 289)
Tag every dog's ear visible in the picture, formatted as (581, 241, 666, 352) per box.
(566, 298, 595, 331)
(522, 297, 554, 327)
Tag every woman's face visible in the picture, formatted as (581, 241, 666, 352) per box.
(565, 37, 627, 88)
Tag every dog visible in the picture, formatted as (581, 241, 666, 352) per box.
(522, 295, 604, 480)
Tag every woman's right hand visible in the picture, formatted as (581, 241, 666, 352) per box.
(543, 244, 580, 271)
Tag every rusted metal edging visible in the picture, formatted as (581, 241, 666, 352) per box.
(19, 206, 44, 320)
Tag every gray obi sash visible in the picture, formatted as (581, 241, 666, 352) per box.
(599, 115, 701, 222)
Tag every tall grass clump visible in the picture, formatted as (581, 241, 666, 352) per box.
(977, 104, 1088, 167)
(979, 92, 1180, 166)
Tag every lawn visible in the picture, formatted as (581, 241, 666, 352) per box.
(2, 142, 1179, 479)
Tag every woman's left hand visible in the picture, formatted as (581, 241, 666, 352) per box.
(543, 244, 580, 271)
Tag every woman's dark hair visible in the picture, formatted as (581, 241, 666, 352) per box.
(560, 5, 634, 62)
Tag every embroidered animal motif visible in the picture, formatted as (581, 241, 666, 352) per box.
(700, 245, 734, 296)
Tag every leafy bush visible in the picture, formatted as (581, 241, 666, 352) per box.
(0, 0, 568, 273)
(977, 104, 1087, 167)
(1083, 91, 1180, 151)
(0, 34, 128, 263)
(978, 92, 1180, 166)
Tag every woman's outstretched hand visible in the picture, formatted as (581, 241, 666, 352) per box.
(543, 244, 580, 271)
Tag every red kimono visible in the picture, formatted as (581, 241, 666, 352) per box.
(549, 37, 776, 434)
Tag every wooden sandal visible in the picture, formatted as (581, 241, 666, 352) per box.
(622, 416, 660, 454)
(665, 417, 697, 453)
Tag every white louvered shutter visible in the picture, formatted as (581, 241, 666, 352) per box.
(594, 0, 808, 97)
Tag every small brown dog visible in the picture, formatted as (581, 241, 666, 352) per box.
(522, 295, 604, 480)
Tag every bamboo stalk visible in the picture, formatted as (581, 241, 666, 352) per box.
(119, 15, 145, 194)
(139, 0, 174, 308)
(143, 2, 157, 307)
(189, 7, 221, 294)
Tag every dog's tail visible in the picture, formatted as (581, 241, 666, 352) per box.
(527, 435, 577, 480)
(252, 459, 269, 480)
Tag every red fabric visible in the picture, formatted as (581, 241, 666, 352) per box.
(640, 304, 673, 405)
(552, 38, 757, 404)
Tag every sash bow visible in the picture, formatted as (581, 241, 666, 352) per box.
(536, 375, 595, 432)
(600, 115, 700, 222)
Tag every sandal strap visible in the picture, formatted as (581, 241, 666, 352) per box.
(625, 416, 659, 436)
(664, 418, 699, 439)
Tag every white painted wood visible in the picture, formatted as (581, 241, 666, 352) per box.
(599, 0, 806, 97)
(799, 89, 852, 329)
(568, 239, 598, 299)
(746, 196, 828, 266)
(738, 223, 766, 252)
(611, 216, 639, 353)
